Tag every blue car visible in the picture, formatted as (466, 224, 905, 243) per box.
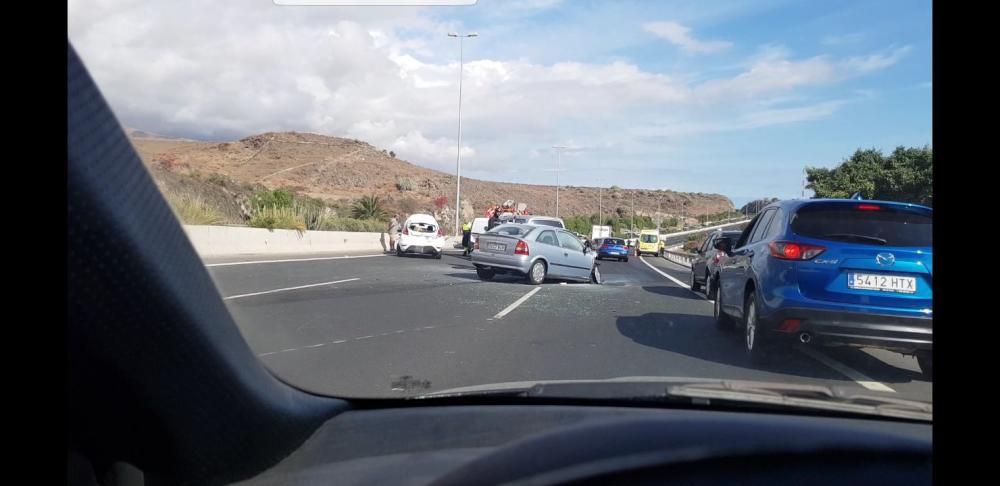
(595, 237, 630, 262)
(712, 199, 932, 376)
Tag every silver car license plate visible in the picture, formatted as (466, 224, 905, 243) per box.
(487, 242, 506, 252)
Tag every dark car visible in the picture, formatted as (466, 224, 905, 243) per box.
(690, 230, 743, 294)
(594, 237, 630, 262)
(712, 199, 932, 376)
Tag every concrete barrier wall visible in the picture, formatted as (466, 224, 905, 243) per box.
(183, 225, 409, 256)
(662, 250, 695, 268)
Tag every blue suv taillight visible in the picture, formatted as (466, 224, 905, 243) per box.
(768, 241, 825, 260)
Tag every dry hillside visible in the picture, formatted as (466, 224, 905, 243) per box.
(130, 131, 734, 223)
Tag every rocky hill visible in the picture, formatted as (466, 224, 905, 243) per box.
(130, 131, 734, 224)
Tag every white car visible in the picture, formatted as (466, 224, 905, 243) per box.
(398, 214, 446, 259)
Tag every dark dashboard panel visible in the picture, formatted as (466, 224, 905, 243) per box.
(235, 405, 931, 486)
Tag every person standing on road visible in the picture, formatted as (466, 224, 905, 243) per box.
(388, 214, 401, 252)
(487, 210, 500, 231)
(461, 221, 473, 256)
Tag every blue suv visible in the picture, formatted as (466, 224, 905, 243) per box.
(712, 199, 932, 376)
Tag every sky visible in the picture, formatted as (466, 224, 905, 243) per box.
(68, 0, 931, 208)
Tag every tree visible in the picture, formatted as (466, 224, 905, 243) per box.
(351, 194, 387, 220)
(806, 146, 932, 206)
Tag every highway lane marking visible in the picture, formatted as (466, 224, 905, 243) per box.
(492, 287, 542, 319)
(798, 346, 896, 393)
(642, 256, 894, 392)
(638, 256, 708, 300)
(224, 278, 360, 300)
(206, 254, 385, 267)
(257, 328, 421, 357)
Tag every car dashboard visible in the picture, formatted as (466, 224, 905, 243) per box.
(234, 403, 931, 486)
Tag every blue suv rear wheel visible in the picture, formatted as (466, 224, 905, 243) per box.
(744, 291, 775, 364)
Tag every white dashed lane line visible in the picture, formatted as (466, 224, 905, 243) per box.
(492, 287, 543, 319)
(207, 254, 385, 267)
(257, 325, 442, 357)
(640, 257, 897, 393)
(638, 256, 708, 300)
(798, 346, 896, 393)
(224, 278, 360, 300)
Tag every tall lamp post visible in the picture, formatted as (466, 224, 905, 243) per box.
(448, 32, 477, 236)
(552, 145, 567, 218)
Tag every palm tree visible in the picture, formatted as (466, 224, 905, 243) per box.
(351, 194, 387, 220)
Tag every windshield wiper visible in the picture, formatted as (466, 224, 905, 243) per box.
(413, 379, 930, 421)
(822, 233, 888, 245)
(664, 382, 931, 421)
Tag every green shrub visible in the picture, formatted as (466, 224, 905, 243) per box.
(318, 217, 386, 232)
(251, 188, 295, 210)
(396, 177, 414, 191)
(166, 194, 224, 225)
(250, 205, 306, 234)
(351, 194, 387, 220)
(206, 174, 228, 186)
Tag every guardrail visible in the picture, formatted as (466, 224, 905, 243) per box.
(662, 249, 695, 268)
(657, 219, 749, 240)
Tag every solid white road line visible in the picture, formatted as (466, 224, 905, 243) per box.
(224, 278, 360, 300)
(638, 256, 708, 300)
(639, 257, 893, 392)
(206, 254, 385, 267)
(493, 287, 542, 319)
(798, 346, 896, 393)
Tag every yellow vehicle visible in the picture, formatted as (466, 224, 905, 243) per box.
(636, 230, 664, 256)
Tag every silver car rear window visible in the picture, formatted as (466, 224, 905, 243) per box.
(532, 220, 563, 228)
(488, 224, 535, 237)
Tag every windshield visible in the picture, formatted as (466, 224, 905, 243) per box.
(791, 204, 932, 247)
(70, 0, 931, 417)
(488, 224, 534, 237)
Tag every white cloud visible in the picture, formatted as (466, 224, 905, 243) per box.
(390, 131, 474, 169)
(843, 46, 912, 74)
(822, 32, 865, 46)
(695, 46, 909, 102)
(740, 100, 847, 128)
(503, 0, 562, 10)
(68, 0, 908, 176)
(643, 21, 732, 54)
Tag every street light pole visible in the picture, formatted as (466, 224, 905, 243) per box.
(657, 197, 661, 233)
(552, 145, 567, 218)
(448, 32, 477, 237)
(631, 191, 635, 236)
(599, 186, 603, 226)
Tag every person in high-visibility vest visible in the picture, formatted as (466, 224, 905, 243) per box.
(461, 221, 473, 256)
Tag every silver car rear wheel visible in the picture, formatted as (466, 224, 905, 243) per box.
(591, 265, 602, 284)
(527, 260, 546, 285)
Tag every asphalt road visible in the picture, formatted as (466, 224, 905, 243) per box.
(206, 250, 932, 403)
